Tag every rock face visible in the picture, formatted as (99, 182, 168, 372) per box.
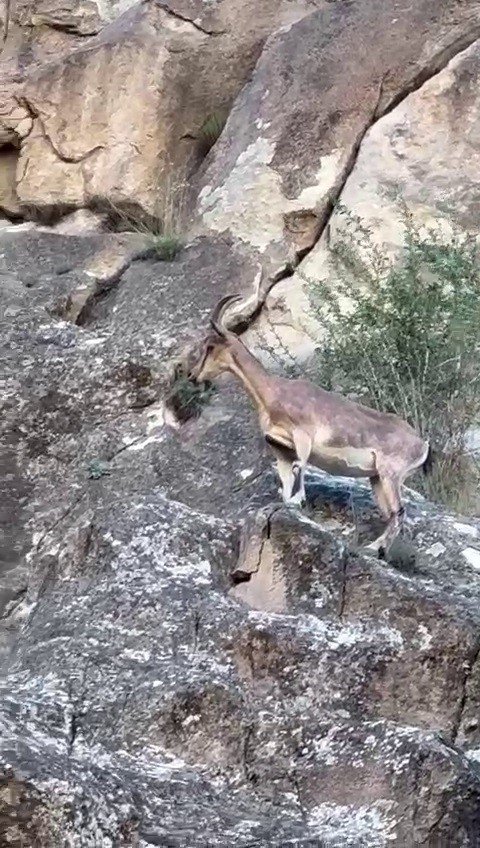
(2, 0, 480, 845)
(1, 0, 324, 221)
(2, 226, 480, 845)
(263, 35, 480, 356)
(194, 0, 480, 263)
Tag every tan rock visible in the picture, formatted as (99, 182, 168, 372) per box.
(7, 0, 324, 223)
(51, 207, 107, 234)
(192, 1, 480, 360)
(0, 86, 32, 147)
(197, 0, 480, 258)
(264, 37, 480, 360)
(0, 144, 21, 217)
(8, 0, 139, 36)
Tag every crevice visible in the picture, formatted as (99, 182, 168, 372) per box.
(230, 505, 281, 585)
(0, 587, 28, 622)
(155, 1, 226, 36)
(242, 723, 256, 784)
(105, 428, 157, 462)
(192, 609, 201, 653)
(34, 490, 87, 555)
(451, 636, 480, 744)
(380, 29, 480, 123)
(290, 768, 307, 824)
(31, 20, 100, 38)
(420, 807, 449, 847)
(2, 0, 11, 43)
(67, 710, 78, 755)
(71, 244, 154, 327)
(338, 550, 348, 619)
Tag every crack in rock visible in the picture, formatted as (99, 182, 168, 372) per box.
(33, 490, 87, 555)
(29, 19, 101, 38)
(451, 636, 480, 744)
(338, 550, 349, 619)
(153, 0, 226, 36)
(0, 587, 28, 621)
(18, 96, 105, 165)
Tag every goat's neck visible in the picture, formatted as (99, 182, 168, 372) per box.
(227, 340, 274, 410)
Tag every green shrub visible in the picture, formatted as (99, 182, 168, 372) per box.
(198, 111, 227, 157)
(305, 205, 480, 511)
(166, 363, 216, 423)
(150, 233, 183, 261)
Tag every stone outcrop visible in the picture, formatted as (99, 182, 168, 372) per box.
(260, 35, 480, 358)
(2, 0, 480, 844)
(1, 0, 324, 222)
(1, 226, 480, 845)
(194, 0, 480, 264)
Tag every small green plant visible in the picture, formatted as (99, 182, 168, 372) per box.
(150, 233, 183, 261)
(87, 459, 111, 480)
(305, 205, 480, 511)
(166, 363, 216, 423)
(198, 111, 227, 157)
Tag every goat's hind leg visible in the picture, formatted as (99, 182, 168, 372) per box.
(365, 472, 405, 559)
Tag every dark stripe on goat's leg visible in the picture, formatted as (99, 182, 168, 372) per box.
(291, 462, 302, 497)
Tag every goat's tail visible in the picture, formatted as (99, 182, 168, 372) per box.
(422, 443, 435, 476)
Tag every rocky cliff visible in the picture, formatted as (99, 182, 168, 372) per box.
(2, 1, 480, 845)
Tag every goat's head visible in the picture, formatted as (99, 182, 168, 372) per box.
(189, 295, 242, 383)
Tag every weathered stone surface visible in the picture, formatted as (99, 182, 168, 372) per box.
(0, 145, 20, 217)
(3, 0, 480, 842)
(2, 0, 324, 223)
(196, 0, 480, 260)
(258, 35, 480, 361)
(2, 227, 480, 843)
(194, 1, 480, 361)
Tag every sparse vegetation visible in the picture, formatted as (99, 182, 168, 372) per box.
(166, 363, 216, 423)
(305, 205, 480, 512)
(148, 232, 183, 261)
(87, 459, 111, 480)
(103, 169, 186, 261)
(198, 110, 227, 157)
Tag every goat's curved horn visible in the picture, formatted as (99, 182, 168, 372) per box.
(210, 294, 242, 336)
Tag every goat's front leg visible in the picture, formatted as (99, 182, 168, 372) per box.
(275, 451, 296, 502)
(288, 429, 312, 507)
(265, 437, 296, 503)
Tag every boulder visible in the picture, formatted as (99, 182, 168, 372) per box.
(255, 32, 480, 360)
(2, 0, 325, 223)
(193, 0, 480, 356)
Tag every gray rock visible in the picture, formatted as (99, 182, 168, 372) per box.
(2, 226, 480, 846)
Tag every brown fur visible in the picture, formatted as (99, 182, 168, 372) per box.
(190, 303, 429, 557)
